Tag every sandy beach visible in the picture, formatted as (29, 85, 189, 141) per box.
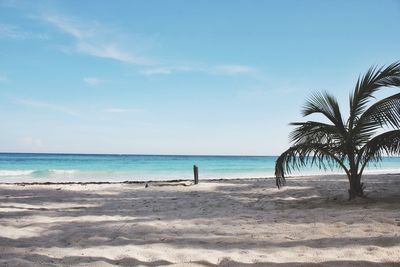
(0, 174, 399, 266)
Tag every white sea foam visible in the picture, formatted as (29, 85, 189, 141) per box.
(0, 170, 34, 176)
(48, 169, 77, 175)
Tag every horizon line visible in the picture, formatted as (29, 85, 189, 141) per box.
(0, 151, 279, 157)
(1, 152, 399, 158)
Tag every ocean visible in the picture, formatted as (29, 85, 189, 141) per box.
(0, 153, 400, 183)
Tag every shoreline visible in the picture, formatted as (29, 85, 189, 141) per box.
(0, 177, 270, 186)
(1, 172, 400, 186)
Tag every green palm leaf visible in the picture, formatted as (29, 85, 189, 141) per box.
(362, 130, 400, 161)
(302, 91, 346, 134)
(289, 121, 344, 145)
(275, 143, 348, 188)
(353, 93, 400, 146)
(349, 62, 400, 127)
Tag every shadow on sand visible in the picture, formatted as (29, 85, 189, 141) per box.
(1, 175, 399, 266)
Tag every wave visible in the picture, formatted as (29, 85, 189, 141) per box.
(0, 170, 35, 176)
(1, 166, 400, 181)
(30, 169, 78, 177)
(48, 169, 77, 174)
(0, 169, 78, 177)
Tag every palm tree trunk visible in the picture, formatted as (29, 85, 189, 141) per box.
(347, 152, 365, 200)
(348, 173, 364, 200)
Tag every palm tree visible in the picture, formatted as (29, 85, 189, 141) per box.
(275, 62, 400, 200)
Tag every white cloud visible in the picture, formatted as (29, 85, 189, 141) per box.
(104, 107, 142, 113)
(140, 66, 192, 76)
(140, 63, 258, 77)
(76, 42, 151, 65)
(36, 13, 261, 79)
(0, 23, 48, 40)
(37, 13, 261, 78)
(83, 77, 104, 86)
(42, 14, 153, 65)
(16, 98, 79, 116)
(213, 65, 257, 75)
(141, 67, 174, 76)
(43, 15, 89, 39)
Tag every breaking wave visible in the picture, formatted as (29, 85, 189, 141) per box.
(0, 170, 35, 176)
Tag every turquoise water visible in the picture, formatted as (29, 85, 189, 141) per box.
(0, 153, 400, 183)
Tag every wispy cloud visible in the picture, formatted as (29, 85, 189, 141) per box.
(41, 14, 153, 65)
(140, 63, 259, 77)
(37, 12, 260, 78)
(36, 11, 260, 78)
(140, 65, 193, 76)
(16, 98, 79, 116)
(104, 107, 142, 113)
(0, 23, 48, 40)
(213, 64, 257, 75)
(83, 76, 104, 86)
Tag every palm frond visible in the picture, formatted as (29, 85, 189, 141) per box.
(361, 130, 400, 162)
(353, 93, 400, 146)
(275, 143, 349, 188)
(349, 62, 400, 127)
(357, 93, 400, 128)
(302, 92, 346, 134)
(289, 121, 344, 145)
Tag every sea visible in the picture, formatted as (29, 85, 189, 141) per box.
(0, 153, 400, 183)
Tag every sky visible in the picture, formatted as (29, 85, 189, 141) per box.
(0, 0, 399, 155)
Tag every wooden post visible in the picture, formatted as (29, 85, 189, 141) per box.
(193, 165, 199, 184)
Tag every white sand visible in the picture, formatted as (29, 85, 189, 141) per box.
(0, 174, 399, 266)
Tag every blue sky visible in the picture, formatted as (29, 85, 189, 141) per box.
(0, 0, 399, 155)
